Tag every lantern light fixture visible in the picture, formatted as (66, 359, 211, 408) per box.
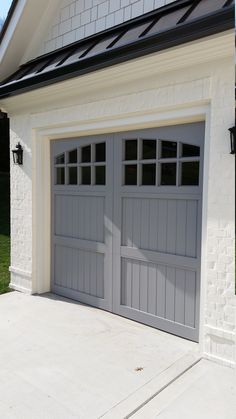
(12, 142, 23, 165)
(228, 126, 235, 155)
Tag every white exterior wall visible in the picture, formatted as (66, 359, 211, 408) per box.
(2, 33, 235, 366)
(41, 0, 175, 54)
(10, 115, 33, 293)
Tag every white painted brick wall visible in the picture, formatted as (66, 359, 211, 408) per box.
(41, 0, 176, 53)
(9, 115, 33, 292)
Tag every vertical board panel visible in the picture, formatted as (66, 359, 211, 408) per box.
(185, 270, 196, 327)
(139, 263, 148, 312)
(186, 201, 197, 257)
(132, 261, 140, 309)
(123, 198, 133, 247)
(149, 199, 158, 250)
(91, 197, 97, 242)
(66, 196, 72, 238)
(157, 200, 168, 252)
(97, 197, 105, 243)
(84, 251, 90, 294)
(78, 247, 84, 293)
(90, 252, 97, 297)
(121, 198, 199, 256)
(120, 258, 198, 330)
(175, 269, 186, 324)
(121, 199, 127, 246)
(176, 200, 187, 256)
(54, 245, 62, 286)
(55, 196, 60, 236)
(54, 195, 104, 242)
(71, 247, 78, 290)
(96, 253, 104, 298)
(54, 245, 105, 298)
(165, 267, 175, 321)
(132, 198, 141, 248)
(147, 264, 156, 315)
(121, 259, 126, 305)
(73, 197, 78, 243)
(166, 200, 176, 254)
(156, 265, 166, 318)
(77, 197, 83, 240)
(140, 200, 150, 250)
(65, 247, 71, 289)
(126, 259, 132, 307)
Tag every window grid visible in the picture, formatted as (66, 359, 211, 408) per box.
(54, 142, 106, 186)
(122, 138, 200, 187)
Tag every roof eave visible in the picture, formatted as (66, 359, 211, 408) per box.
(0, 0, 19, 45)
(0, 3, 234, 99)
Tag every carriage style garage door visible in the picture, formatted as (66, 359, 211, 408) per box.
(51, 122, 204, 341)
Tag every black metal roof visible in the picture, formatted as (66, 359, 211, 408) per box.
(0, 0, 234, 99)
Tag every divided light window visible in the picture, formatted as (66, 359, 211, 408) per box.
(122, 138, 200, 187)
(54, 142, 106, 186)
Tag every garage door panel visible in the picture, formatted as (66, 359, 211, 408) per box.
(54, 194, 105, 243)
(117, 304, 198, 341)
(165, 267, 176, 322)
(185, 270, 196, 328)
(52, 123, 203, 341)
(131, 261, 140, 310)
(175, 269, 186, 324)
(156, 264, 166, 318)
(186, 200, 198, 258)
(147, 264, 156, 315)
(120, 258, 197, 329)
(54, 235, 106, 253)
(121, 197, 199, 258)
(52, 134, 112, 310)
(52, 285, 106, 308)
(54, 244, 104, 298)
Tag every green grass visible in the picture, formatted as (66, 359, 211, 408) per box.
(0, 172, 10, 294)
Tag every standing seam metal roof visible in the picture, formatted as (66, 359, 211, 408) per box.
(0, 0, 234, 98)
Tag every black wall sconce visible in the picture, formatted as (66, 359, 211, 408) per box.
(12, 142, 23, 165)
(228, 126, 235, 155)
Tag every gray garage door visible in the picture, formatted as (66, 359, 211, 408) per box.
(51, 122, 204, 341)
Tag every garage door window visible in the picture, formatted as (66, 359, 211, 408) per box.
(55, 153, 65, 184)
(68, 149, 77, 163)
(160, 162, 176, 185)
(68, 166, 77, 185)
(181, 161, 199, 185)
(81, 145, 91, 163)
(161, 141, 177, 158)
(55, 143, 106, 186)
(56, 167, 65, 185)
(55, 153, 65, 164)
(142, 140, 156, 159)
(81, 166, 91, 184)
(125, 140, 138, 160)
(123, 139, 200, 187)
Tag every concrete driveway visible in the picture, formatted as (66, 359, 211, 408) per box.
(1, 292, 235, 419)
(0, 291, 199, 419)
(133, 358, 236, 419)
